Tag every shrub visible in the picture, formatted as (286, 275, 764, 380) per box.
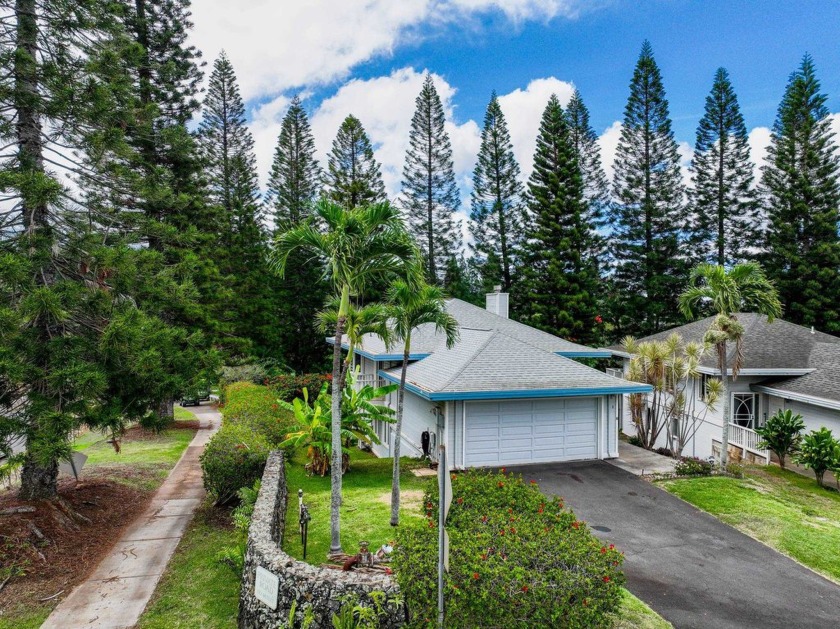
(268, 373, 332, 402)
(627, 434, 644, 448)
(725, 462, 745, 478)
(674, 457, 713, 476)
(200, 423, 270, 505)
(220, 363, 270, 392)
(222, 382, 295, 446)
(796, 428, 840, 487)
(755, 409, 805, 469)
(393, 470, 625, 629)
(216, 479, 261, 573)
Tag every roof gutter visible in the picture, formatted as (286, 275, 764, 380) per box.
(378, 370, 652, 402)
(325, 338, 430, 361)
(751, 385, 840, 412)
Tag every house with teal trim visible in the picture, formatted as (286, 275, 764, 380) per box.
(331, 290, 650, 469)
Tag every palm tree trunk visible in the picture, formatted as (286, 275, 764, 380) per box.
(390, 340, 410, 526)
(719, 341, 730, 467)
(329, 285, 349, 556)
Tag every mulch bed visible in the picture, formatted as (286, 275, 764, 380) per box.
(0, 473, 162, 617)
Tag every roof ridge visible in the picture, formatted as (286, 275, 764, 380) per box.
(436, 328, 499, 391)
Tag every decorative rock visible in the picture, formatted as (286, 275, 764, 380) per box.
(237, 452, 405, 628)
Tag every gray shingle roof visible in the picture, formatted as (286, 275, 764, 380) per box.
(607, 313, 840, 404)
(381, 329, 649, 400)
(351, 298, 607, 358)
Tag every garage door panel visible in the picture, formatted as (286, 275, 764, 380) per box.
(465, 398, 598, 466)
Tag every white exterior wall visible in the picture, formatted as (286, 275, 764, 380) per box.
(770, 398, 840, 435)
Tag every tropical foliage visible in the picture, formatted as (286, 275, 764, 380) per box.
(796, 428, 840, 487)
(755, 410, 805, 470)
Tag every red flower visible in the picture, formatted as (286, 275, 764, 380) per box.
(509, 527, 516, 534)
(571, 521, 580, 529)
(499, 529, 505, 536)
(428, 520, 434, 528)
(529, 479, 537, 485)
(500, 467, 506, 473)
(521, 585, 529, 592)
(480, 553, 487, 560)
(498, 482, 505, 488)
(456, 497, 464, 505)
(609, 544, 615, 550)
(600, 547, 607, 554)
(595, 315, 603, 324)
(451, 474, 457, 481)
(472, 572, 480, 580)
(603, 576, 611, 583)
(385, 567, 393, 575)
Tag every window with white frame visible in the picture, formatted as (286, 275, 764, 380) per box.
(698, 373, 718, 401)
(732, 393, 759, 429)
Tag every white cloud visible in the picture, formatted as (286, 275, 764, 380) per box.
(497, 77, 576, 180)
(747, 126, 772, 183)
(597, 120, 622, 184)
(190, 1, 590, 102)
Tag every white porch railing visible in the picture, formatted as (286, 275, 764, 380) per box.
(605, 367, 623, 378)
(354, 373, 388, 395)
(728, 423, 770, 463)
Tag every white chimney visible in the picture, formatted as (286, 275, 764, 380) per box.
(485, 285, 509, 319)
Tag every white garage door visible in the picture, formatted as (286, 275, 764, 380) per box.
(464, 398, 598, 467)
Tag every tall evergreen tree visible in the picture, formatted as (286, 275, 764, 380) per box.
(610, 41, 688, 337)
(198, 52, 273, 357)
(761, 56, 840, 332)
(266, 98, 329, 372)
(565, 89, 611, 250)
(469, 92, 526, 292)
(690, 68, 758, 266)
(325, 115, 387, 209)
(517, 96, 601, 344)
(402, 74, 462, 283)
(266, 96, 322, 225)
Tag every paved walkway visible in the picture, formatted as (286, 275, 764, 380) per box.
(609, 441, 677, 475)
(42, 403, 220, 629)
(513, 460, 840, 629)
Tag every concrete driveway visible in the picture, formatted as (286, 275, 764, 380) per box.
(507, 460, 839, 629)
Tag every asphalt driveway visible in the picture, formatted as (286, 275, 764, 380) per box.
(507, 460, 839, 629)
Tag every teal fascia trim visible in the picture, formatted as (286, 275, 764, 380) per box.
(378, 370, 652, 401)
(555, 351, 613, 358)
(325, 338, 430, 362)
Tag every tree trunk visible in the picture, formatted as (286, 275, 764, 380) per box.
(156, 397, 175, 421)
(719, 342, 731, 467)
(390, 341, 410, 527)
(19, 455, 58, 501)
(328, 286, 349, 556)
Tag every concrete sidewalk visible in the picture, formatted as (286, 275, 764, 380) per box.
(42, 404, 220, 629)
(608, 441, 677, 475)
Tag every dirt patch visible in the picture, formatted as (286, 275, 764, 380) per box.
(0, 476, 156, 619)
(376, 489, 424, 509)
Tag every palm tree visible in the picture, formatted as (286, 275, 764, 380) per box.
(273, 199, 417, 555)
(318, 300, 390, 391)
(679, 263, 781, 465)
(385, 280, 459, 526)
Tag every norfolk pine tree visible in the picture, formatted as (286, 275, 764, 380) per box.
(402, 74, 462, 284)
(518, 95, 601, 344)
(610, 41, 688, 337)
(761, 56, 840, 333)
(266, 96, 329, 371)
(469, 92, 526, 292)
(325, 115, 387, 209)
(690, 68, 758, 266)
(198, 52, 274, 357)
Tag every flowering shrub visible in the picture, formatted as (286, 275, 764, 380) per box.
(200, 423, 270, 505)
(674, 456, 713, 476)
(267, 373, 332, 402)
(393, 470, 625, 628)
(222, 382, 295, 446)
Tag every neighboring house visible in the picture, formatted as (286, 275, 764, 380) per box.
(330, 291, 650, 470)
(609, 313, 840, 462)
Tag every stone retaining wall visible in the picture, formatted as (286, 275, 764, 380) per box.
(238, 451, 404, 628)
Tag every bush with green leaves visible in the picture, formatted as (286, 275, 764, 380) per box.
(222, 382, 296, 445)
(755, 409, 805, 469)
(674, 457, 713, 476)
(795, 428, 840, 487)
(393, 470, 625, 628)
(268, 373, 333, 402)
(216, 479, 261, 573)
(200, 423, 271, 505)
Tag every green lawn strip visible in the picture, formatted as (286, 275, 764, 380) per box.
(0, 604, 50, 629)
(283, 449, 431, 562)
(661, 465, 840, 583)
(610, 590, 673, 629)
(137, 504, 240, 629)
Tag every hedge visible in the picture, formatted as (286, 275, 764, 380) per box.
(222, 382, 296, 446)
(200, 423, 270, 505)
(393, 470, 625, 628)
(266, 373, 332, 403)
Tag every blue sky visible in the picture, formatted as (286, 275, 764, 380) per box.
(189, 0, 840, 203)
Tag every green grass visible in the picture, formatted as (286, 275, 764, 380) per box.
(0, 605, 50, 629)
(612, 590, 672, 629)
(137, 504, 240, 629)
(70, 407, 198, 490)
(283, 449, 431, 561)
(662, 465, 840, 582)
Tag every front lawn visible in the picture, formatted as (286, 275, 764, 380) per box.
(661, 465, 840, 582)
(283, 449, 431, 561)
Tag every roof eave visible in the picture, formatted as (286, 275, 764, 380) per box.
(556, 350, 613, 358)
(325, 338, 430, 361)
(751, 385, 840, 412)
